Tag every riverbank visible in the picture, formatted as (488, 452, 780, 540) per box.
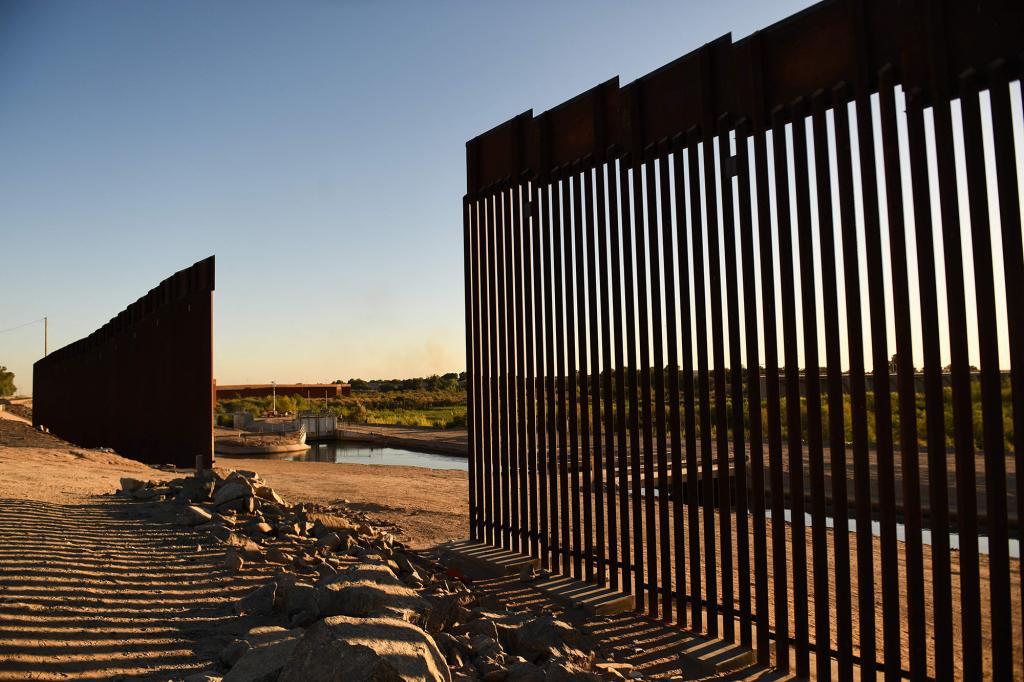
(336, 422, 468, 457)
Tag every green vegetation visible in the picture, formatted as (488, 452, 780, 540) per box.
(215, 367, 1017, 450)
(0, 366, 15, 398)
(216, 373, 468, 429)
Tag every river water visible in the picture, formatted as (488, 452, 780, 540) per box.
(289, 440, 468, 471)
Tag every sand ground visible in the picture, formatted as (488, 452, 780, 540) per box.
(0, 414, 475, 680)
(4, 409, 1015, 679)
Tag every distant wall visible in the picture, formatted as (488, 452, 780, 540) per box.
(33, 257, 215, 468)
(216, 383, 351, 400)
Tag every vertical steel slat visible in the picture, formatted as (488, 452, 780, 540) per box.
(565, 167, 584, 579)
(704, 127, 734, 642)
(988, 61, 1024, 677)
(852, 86, 902, 682)
(473, 196, 485, 543)
(928, 60, 983, 682)
(597, 160, 618, 590)
(543, 180, 561, 573)
(554, 172, 572, 574)
(610, 157, 633, 594)
(574, 163, 595, 582)
(502, 183, 517, 551)
(735, 118, 770, 663)
(622, 157, 645, 602)
(646, 147, 672, 619)
(495, 184, 508, 548)
(464, 197, 478, 542)
(832, 89, 876, 680)
(487, 193, 500, 547)
(661, 148, 686, 626)
(959, 69, 1013, 679)
(810, 90, 853, 679)
(585, 165, 607, 586)
(533, 180, 549, 565)
(525, 179, 540, 559)
(719, 114, 751, 647)
(687, 127, 718, 635)
(518, 180, 532, 554)
(635, 156, 658, 616)
(791, 98, 830, 679)
(674, 144, 702, 630)
(771, 106, 809, 677)
(476, 197, 488, 544)
(902, 87, 953, 680)
(513, 181, 527, 554)
(876, 67, 926, 680)
(751, 75, 789, 677)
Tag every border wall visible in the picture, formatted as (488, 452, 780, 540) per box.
(33, 256, 215, 468)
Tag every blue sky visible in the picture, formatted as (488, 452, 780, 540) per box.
(0, 0, 819, 394)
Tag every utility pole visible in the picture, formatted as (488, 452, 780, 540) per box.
(272, 380, 276, 414)
(44, 317, 47, 357)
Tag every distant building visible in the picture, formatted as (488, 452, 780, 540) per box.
(216, 383, 351, 400)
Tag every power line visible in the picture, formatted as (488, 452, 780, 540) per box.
(0, 318, 45, 335)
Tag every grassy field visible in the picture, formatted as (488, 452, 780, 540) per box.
(216, 374, 468, 429)
(215, 370, 1016, 449)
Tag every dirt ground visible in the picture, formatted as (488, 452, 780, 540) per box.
(0, 415, 287, 680)
(4, 408, 1016, 679)
(0, 414, 472, 681)
(217, 454, 468, 551)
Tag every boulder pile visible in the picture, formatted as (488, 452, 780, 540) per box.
(119, 469, 635, 682)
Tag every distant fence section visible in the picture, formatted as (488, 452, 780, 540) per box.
(34, 256, 215, 468)
(463, 0, 1022, 679)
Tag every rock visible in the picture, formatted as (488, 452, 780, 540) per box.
(223, 630, 301, 682)
(283, 581, 320, 626)
(234, 582, 276, 616)
(214, 481, 251, 506)
(132, 486, 157, 500)
(434, 632, 472, 665)
(303, 512, 353, 534)
(220, 639, 251, 666)
(474, 655, 507, 679)
(218, 495, 255, 515)
(314, 561, 338, 581)
(278, 616, 450, 682)
(253, 484, 284, 505)
(182, 505, 213, 526)
(506, 661, 543, 682)
(119, 477, 146, 493)
(316, 562, 426, 619)
(266, 547, 293, 565)
(506, 614, 591, 662)
(470, 634, 502, 659)
(178, 476, 217, 503)
(317, 583, 384, 618)
(545, 661, 600, 682)
(224, 549, 245, 572)
(316, 532, 342, 551)
(222, 532, 261, 551)
(423, 593, 467, 633)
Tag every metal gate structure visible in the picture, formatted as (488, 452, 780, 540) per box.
(463, 1, 1023, 678)
(33, 256, 215, 468)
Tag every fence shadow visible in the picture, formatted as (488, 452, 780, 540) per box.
(0, 496, 274, 681)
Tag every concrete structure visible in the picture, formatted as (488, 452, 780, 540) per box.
(232, 412, 338, 441)
(216, 383, 351, 400)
